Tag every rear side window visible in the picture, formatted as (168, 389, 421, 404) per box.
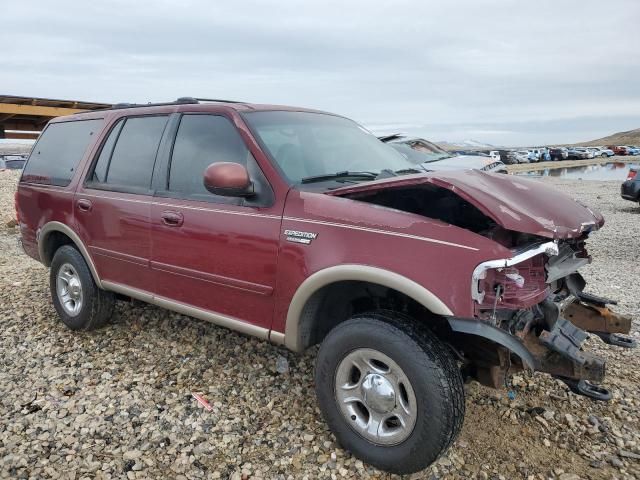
(89, 115, 168, 191)
(22, 119, 102, 186)
(168, 115, 249, 195)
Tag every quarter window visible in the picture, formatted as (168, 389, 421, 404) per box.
(22, 119, 103, 186)
(168, 115, 249, 195)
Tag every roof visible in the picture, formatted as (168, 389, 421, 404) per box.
(0, 95, 111, 139)
(52, 97, 335, 123)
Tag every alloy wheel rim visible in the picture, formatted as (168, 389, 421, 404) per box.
(334, 348, 417, 446)
(56, 263, 83, 316)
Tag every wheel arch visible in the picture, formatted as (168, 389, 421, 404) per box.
(38, 221, 103, 289)
(283, 265, 454, 352)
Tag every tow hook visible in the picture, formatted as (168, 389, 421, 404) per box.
(555, 376, 612, 402)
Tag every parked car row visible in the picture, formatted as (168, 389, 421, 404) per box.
(468, 144, 640, 163)
(608, 145, 640, 156)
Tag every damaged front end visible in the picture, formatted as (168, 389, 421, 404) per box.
(452, 238, 635, 401)
(329, 170, 635, 400)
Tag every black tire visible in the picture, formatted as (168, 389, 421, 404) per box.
(50, 245, 115, 330)
(315, 311, 465, 475)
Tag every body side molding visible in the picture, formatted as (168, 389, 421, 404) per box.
(283, 264, 454, 352)
(102, 281, 270, 340)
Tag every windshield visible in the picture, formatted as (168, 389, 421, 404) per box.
(386, 140, 453, 164)
(243, 111, 413, 183)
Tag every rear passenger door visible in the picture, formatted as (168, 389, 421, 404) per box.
(75, 115, 169, 292)
(150, 113, 281, 330)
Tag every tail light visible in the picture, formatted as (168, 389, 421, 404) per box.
(627, 170, 638, 181)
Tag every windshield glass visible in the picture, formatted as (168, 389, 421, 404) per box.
(386, 140, 453, 164)
(243, 111, 413, 183)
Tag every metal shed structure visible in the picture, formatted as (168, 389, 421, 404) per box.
(0, 95, 110, 139)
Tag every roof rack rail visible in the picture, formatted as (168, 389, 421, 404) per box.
(101, 97, 245, 112)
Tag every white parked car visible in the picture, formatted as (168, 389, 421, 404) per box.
(574, 148, 595, 159)
(515, 151, 531, 163)
(588, 147, 614, 157)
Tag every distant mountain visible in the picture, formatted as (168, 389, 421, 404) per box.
(577, 128, 640, 147)
(436, 139, 497, 150)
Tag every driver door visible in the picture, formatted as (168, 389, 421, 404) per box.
(150, 113, 281, 330)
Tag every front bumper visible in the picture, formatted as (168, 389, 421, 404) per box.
(448, 294, 634, 395)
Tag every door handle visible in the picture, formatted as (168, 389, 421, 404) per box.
(161, 210, 184, 227)
(77, 198, 93, 212)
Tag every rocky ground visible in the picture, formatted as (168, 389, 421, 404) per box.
(0, 170, 638, 480)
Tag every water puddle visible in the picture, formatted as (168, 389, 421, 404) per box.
(517, 162, 637, 181)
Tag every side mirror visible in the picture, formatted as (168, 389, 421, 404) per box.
(203, 162, 254, 197)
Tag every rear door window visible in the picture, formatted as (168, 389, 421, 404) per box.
(22, 119, 102, 186)
(88, 115, 168, 192)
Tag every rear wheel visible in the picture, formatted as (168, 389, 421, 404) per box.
(315, 312, 465, 474)
(50, 245, 115, 330)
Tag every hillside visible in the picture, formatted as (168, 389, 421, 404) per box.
(578, 128, 640, 146)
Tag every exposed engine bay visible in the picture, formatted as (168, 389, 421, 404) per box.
(343, 182, 635, 401)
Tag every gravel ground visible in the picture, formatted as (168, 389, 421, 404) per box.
(0, 171, 638, 480)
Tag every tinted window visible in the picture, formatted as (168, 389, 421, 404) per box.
(168, 115, 249, 195)
(91, 119, 124, 183)
(22, 119, 102, 186)
(104, 116, 167, 189)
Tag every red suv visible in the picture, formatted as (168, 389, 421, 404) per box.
(607, 145, 628, 155)
(16, 98, 635, 474)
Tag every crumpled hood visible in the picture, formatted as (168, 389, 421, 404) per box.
(327, 170, 604, 239)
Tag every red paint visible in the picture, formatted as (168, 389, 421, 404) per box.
(16, 102, 606, 336)
(328, 170, 604, 239)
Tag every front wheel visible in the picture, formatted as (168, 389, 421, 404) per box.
(315, 312, 465, 475)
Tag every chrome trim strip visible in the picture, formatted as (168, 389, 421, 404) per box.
(150, 260, 273, 296)
(471, 241, 559, 303)
(21, 184, 75, 195)
(101, 280, 270, 340)
(77, 192, 281, 219)
(283, 216, 478, 251)
(285, 264, 454, 352)
(38, 221, 104, 289)
(102, 280, 153, 303)
(91, 245, 149, 267)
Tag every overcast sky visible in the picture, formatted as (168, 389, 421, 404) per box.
(3, 0, 640, 146)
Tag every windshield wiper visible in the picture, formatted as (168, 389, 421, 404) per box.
(300, 171, 379, 184)
(394, 167, 425, 174)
